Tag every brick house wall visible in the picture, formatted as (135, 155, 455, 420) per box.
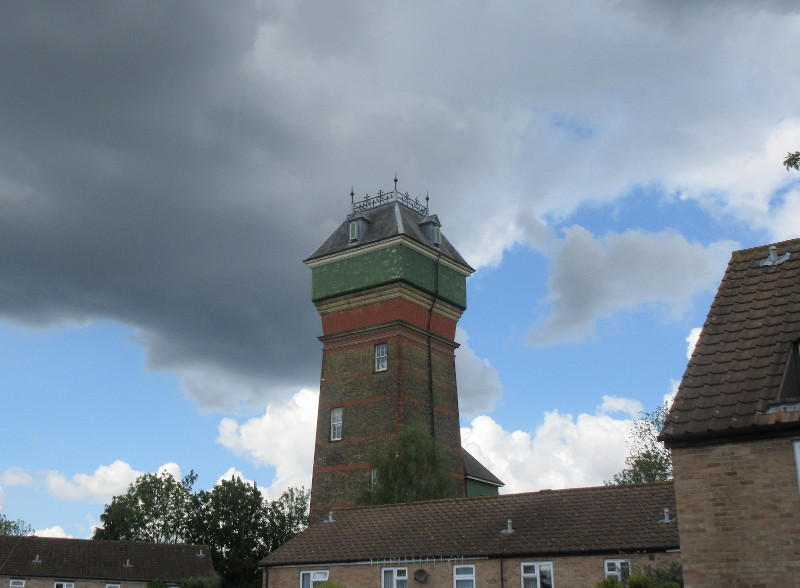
(671, 435, 800, 587)
(265, 551, 680, 588)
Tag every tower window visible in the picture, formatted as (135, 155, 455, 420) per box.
(330, 407, 343, 441)
(375, 343, 388, 372)
(371, 466, 378, 491)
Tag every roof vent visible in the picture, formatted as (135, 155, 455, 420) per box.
(32, 555, 42, 564)
(323, 510, 335, 523)
(660, 508, 675, 523)
(500, 518, 514, 534)
(196, 550, 205, 557)
(123, 559, 133, 568)
(760, 245, 790, 266)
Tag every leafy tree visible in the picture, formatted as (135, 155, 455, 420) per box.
(784, 151, 800, 171)
(189, 477, 270, 588)
(264, 486, 309, 553)
(358, 425, 452, 505)
(0, 514, 34, 536)
(92, 470, 197, 542)
(607, 404, 672, 485)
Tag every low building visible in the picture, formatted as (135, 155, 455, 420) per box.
(661, 238, 800, 586)
(262, 482, 679, 587)
(0, 536, 217, 588)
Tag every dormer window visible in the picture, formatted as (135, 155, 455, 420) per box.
(418, 214, 442, 247)
(776, 341, 800, 403)
(349, 221, 360, 242)
(432, 225, 441, 246)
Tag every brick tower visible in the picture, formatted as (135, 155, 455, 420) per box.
(305, 181, 478, 517)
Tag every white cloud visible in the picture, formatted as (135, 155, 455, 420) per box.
(215, 467, 255, 487)
(43, 461, 180, 503)
(216, 388, 317, 499)
(1, 467, 34, 487)
(530, 227, 736, 344)
(35, 526, 72, 538)
(455, 327, 503, 415)
(685, 327, 702, 360)
(461, 398, 638, 493)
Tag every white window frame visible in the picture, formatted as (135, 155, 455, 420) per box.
(54, 583, 75, 588)
(604, 559, 630, 581)
(794, 440, 800, 493)
(300, 570, 329, 588)
(330, 407, 343, 441)
(349, 221, 360, 242)
(453, 564, 475, 588)
(371, 466, 378, 488)
(106, 585, 121, 588)
(10, 581, 25, 588)
(382, 566, 408, 588)
(375, 343, 388, 372)
(520, 561, 554, 588)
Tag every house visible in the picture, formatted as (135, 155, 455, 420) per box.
(304, 181, 501, 518)
(660, 238, 800, 586)
(262, 482, 679, 587)
(0, 536, 217, 588)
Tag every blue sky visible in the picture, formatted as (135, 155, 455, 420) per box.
(1, 1, 800, 538)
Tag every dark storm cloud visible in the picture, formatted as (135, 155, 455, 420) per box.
(0, 2, 328, 406)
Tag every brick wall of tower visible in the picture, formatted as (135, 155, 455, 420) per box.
(309, 314, 465, 516)
(671, 435, 800, 587)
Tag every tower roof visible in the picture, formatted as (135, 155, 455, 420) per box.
(306, 186, 472, 271)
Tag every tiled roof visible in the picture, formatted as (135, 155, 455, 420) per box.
(305, 202, 472, 269)
(661, 238, 800, 445)
(262, 482, 678, 566)
(0, 536, 216, 582)
(462, 448, 504, 487)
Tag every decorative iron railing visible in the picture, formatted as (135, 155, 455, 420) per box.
(352, 187, 428, 216)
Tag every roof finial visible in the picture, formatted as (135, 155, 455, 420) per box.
(350, 187, 354, 205)
(394, 173, 398, 191)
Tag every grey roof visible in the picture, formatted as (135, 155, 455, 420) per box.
(0, 536, 216, 583)
(462, 448, 504, 487)
(661, 238, 800, 445)
(263, 482, 678, 566)
(306, 201, 472, 270)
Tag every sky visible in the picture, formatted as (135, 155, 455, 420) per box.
(2, 0, 800, 539)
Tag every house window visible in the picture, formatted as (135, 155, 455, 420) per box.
(794, 440, 800, 492)
(521, 562, 553, 588)
(54, 583, 75, 588)
(453, 564, 475, 588)
(10, 581, 25, 588)
(106, 585, 121, 588)
(382, 567, 408, 588)
(375, 343, 388, 372)
(300, 570, 329, 588)
(604, 559, 630, 582)
(330, 407, 343, 441)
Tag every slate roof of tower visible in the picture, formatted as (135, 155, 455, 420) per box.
(0, 536, 216, 582)
(262, 482, 677, 566)
(462, 448, 504, 487)
(661, 238, 800, 445)
(306, 200, 472, 270)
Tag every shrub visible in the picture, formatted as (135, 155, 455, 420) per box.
(597, 579, 621, 588)
(627, 573, 656, 588)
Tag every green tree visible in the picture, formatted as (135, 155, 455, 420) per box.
(92, 470, 197, 542)
(784, 151, 800, 171)
(607, 404, 672, 485)
(189, 477, 270, 588)
(264, 486, 309, 553)
(358, 425, 452, 505)
(0, 514, 34, 536)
